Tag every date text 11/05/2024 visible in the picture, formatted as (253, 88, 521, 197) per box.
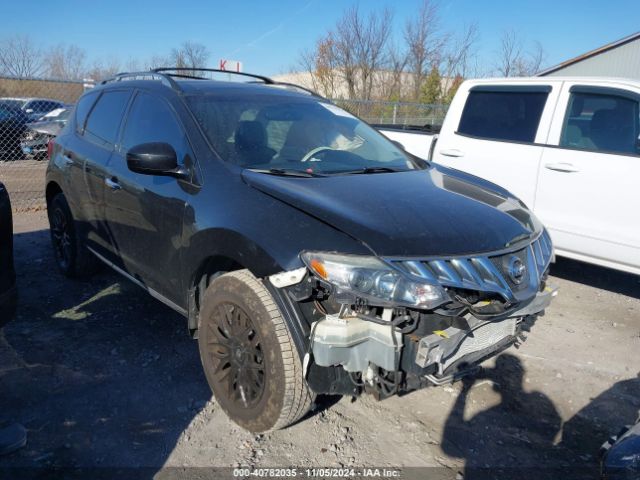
(233, 468, 401, 477)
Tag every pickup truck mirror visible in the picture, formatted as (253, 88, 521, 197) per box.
(126, 142, 188, 179)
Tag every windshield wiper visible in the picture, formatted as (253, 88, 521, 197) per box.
(248, 168, 325, 178)
(338, 166, 402, 175)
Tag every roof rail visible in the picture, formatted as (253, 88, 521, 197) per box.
(101, 71, 180, 91)
(101, 68, 325, 99)
(152, 67, 275, 84)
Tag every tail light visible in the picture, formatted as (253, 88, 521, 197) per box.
(47, 139, 54, 159)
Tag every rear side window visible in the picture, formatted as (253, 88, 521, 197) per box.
(560, 91, 640, 155)
(75, 92, 99, 133)
(458, 90, 549, 142)
(84, 90, 131, 145)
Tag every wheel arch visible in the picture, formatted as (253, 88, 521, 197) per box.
(45, 180, 63, 207)
(185, 228, 288, 334)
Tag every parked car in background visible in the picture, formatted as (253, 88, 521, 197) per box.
(46, 68, 555, 433)
(0, 182, 17, 327)
(380, 77, 640, 276)
(0, 101, 28, 161)
(21, 107, 72, 160)
(0, 97, 65, 122)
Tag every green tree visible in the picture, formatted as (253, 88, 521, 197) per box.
(444, 74, 463, 104)
(420, 65, 441, 104)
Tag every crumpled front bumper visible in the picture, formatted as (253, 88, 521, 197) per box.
(310, 285, 557, 380)
(419, 286, 557, 381)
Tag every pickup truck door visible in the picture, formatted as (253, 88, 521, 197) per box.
(535, 83, 640, 275)
(103, 90, 194, 307)
(432, 84, 560, 209)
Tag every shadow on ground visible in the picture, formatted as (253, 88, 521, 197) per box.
(441, 355, 640, 480)
(550, 257, 640, 299)
(0, 228, 211, 477)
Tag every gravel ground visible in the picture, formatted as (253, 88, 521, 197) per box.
(1, 211, 639, 479)
(0, 160, 47, 212)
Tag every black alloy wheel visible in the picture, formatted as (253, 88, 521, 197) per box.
(207, 302, 266, 409)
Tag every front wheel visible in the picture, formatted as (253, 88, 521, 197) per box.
(198, 270, 313, 432)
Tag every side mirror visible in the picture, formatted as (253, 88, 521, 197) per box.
(25, 108, 34, 113)
(126, 142, 188, 179)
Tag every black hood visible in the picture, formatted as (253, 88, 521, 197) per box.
(242, 165, 542, 257)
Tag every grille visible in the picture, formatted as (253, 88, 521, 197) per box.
(388, 230, 553, 303)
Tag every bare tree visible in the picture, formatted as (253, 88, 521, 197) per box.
(379, 40, 407, 100)
(86, 57, 121, 81)
(441, 23, 479, 98)
(0, 35, 44, 78)
(521, 40, 546, 75)
(45, 44, 87, 80)
(299, 33, 340, 97)
(334, 5, 394, 100)
(170, 41, 210, 69)
(496, 29, 523, 77)
(404, 0, 443, 101)
(495, 30, 546, 77)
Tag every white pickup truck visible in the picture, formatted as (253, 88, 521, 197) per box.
(379, 77, 640, 276)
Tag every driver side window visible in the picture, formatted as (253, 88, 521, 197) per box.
(121, 92, 188, 159)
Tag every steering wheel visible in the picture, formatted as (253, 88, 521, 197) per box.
(300, 146, 336, 163)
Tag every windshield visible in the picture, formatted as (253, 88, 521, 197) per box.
(186, 93, 422, 175)
(0, 99, 26, 109)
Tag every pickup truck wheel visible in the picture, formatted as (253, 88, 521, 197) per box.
(198, 270, 313, 432)
(48, 193, 100, 278)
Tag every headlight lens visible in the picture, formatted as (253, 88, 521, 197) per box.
(301, 252, 448, 310)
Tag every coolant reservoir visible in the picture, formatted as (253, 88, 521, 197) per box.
(311, 314, 402, 372)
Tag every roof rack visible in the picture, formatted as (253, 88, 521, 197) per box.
(152, 68, 324, 97)
(152, 67, 275, 84)
(101, 71, 180, 90)
(101, 68, 324, 98)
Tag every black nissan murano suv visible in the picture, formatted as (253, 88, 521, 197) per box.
(45, 68, 556, 432)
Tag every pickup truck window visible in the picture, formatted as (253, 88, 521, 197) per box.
(458, 90, 548, 143)
(560, 92, 640, 155)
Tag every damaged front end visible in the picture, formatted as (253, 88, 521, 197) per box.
(269, 230, 556, 400)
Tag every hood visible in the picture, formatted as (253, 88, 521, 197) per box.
(242, 165, 542, 257)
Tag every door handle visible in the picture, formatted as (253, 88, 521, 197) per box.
(439, 149, 464, 158)
(105, 177, 121, 191)
(544, 162, 579, 173)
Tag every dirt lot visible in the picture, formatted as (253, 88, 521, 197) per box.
(1, 211, 639, 479)
(0, 160, 48, 212)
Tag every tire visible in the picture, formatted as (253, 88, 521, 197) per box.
(198, 269, 314, 432)
(48, 193, 101, 278)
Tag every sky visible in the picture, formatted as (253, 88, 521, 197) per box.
(1, 0, 639, 77)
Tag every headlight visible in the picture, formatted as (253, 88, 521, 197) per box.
(301, 252, 449, 310)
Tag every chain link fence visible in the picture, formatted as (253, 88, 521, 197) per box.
(332, 98, 448, 128)
(0, 75, 91, 213)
